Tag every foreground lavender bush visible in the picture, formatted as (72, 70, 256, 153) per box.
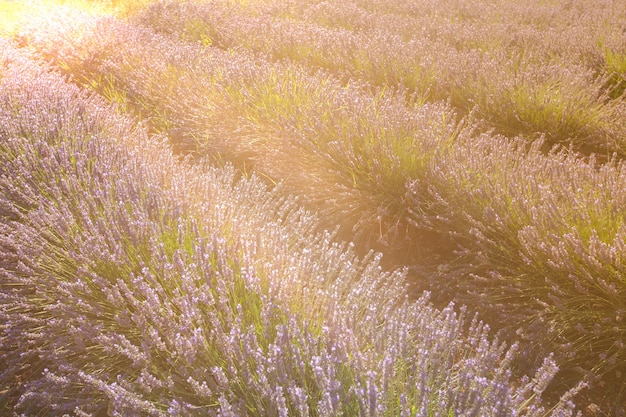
(0, 41, 582, 415)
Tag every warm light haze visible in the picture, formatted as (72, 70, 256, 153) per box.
(1, 0, 625, 415)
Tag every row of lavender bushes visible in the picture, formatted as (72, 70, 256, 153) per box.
(16, 5, 626, 410)
(0, 39, 583, 415)
(137, 0, 626, 157)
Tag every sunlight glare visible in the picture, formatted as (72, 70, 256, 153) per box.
(0, 0, 121, 37)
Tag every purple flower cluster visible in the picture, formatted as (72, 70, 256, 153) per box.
(0, 40, 580, 415)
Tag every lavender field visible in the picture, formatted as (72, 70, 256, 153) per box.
(1, 0, 625, 415)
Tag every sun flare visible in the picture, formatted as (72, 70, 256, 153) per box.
(0, 0, 153, 36)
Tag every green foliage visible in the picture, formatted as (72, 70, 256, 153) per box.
(602, 48, 626, 99)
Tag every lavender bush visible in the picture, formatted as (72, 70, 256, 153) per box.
(0, 40, 582, 416)
(404, 133, 626, 387)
